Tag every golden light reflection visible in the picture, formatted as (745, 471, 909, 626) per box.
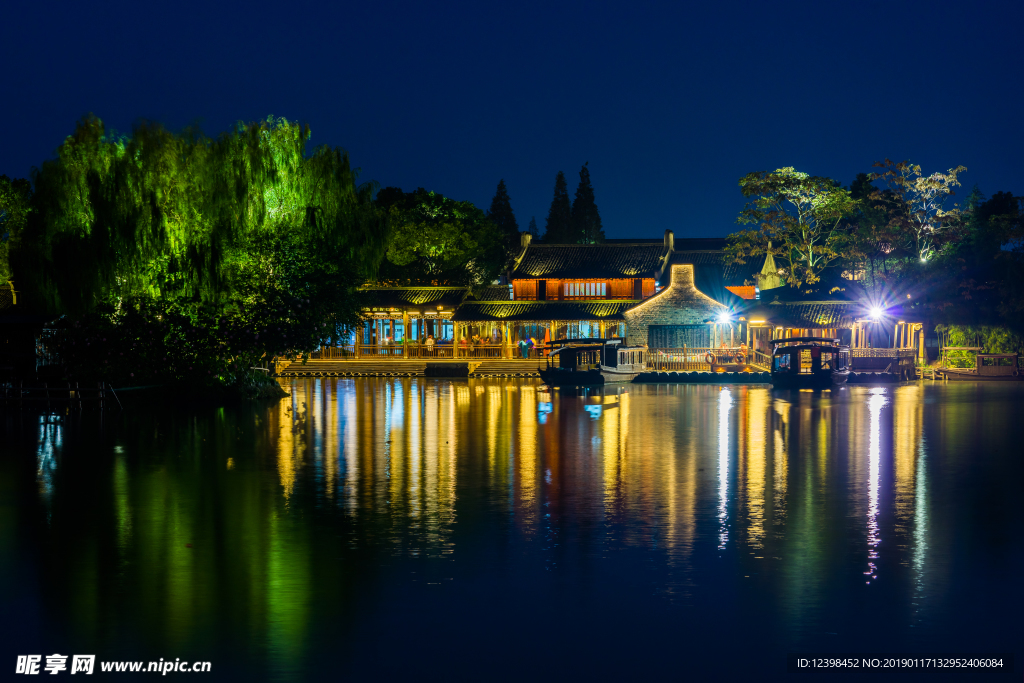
(772, 399, 789, 531)
(893, 385, 922, 543)
(517, 384, 538, 533)
(745, 388, 769, 549)
(275, 388, 305, 502)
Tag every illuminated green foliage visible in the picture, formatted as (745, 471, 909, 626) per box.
(375, 187, 508, 285)
(17, 115, 385, 313)
(870, 159, 966, 263)
(0, 174, 31, 284)
(12, 115, 388, 391)
(727, 167, 857, 286)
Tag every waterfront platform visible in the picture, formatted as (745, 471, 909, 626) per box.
(635, 371, 771, 383)
(275, 359, 542, 378)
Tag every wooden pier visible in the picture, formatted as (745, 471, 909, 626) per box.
(275, 359, 542, 378)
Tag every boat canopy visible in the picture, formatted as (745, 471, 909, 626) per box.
(545, 338, 622, 356)
(770, 337, 841, 348)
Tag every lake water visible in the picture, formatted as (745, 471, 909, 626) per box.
(2, 379, 1022, 681)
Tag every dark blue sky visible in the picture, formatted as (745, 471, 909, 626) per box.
(2, 0, 1021, 239)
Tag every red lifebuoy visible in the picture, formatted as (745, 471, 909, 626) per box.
(705, 352, 716, 365)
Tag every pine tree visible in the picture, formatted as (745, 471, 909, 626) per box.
(571, 162, 604, 243)
(527, 216, 539, 240)
(487, 179, 519, 251)
(543, 171, 571, 243)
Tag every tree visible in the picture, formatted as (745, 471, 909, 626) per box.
(543, 171, 571, 243)
(12, 115, 386, 392)
(376, 187, 507, 286)
(527, 216, 539, 239)
(570, 162, 604, 243)
(871, 159, 967, 263)
(726, 167, 857, 286)
(486, 179, 519, 251)
(17, 115, 385, 316)
(841, 172, 901, 295)
(0, 174, 31, 285)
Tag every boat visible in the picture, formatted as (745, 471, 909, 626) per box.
(769, 337, 850, 389)
(939, 353, 1022, 381)
(538, 339, 646, 386)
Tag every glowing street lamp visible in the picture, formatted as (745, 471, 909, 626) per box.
(869, 306, 883, 321)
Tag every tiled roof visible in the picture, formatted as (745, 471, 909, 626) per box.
(761, 279, 863, 304)
(357, 287, 469, 310)
(468, 285, 512, 301)
(670, 251, 726, 265)
(671, 251, 768, 288)
(512, 244, 666, 279)
(453, 301, 636, 322)
(781, 303, 856, 328)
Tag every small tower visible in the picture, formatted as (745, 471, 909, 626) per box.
(758, 243, 784, 292)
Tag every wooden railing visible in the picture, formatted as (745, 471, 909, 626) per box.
(850, 348, 917, 373)
(310, 344, 539, 359)
(647, 347, 752, 372)
(312, 346, 356, 359)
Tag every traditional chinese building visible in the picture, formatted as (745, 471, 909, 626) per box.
(331, 229, 926, 369)
(452, 232, 677, 349)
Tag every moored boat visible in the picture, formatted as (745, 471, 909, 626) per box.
(939, 353, 1022, 381)
(538, 339, 646, 386)
(770, 337, 850, 389)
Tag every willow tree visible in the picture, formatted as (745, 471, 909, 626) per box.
(18, 115, 386, 316)
(13, 116, 388, 390)
(726, 167, 857, 286)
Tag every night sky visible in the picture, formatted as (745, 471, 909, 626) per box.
(2, 0, 1021, 239)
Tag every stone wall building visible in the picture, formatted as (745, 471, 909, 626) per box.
(623, 262, 729, 348)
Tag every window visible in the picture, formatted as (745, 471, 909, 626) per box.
(799, 349, 812, 373)
(774, 354, 791, 372)
(563, 281, 606, 299)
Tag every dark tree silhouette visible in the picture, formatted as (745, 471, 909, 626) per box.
(527, 216, 539, 239)
(543, 171, 571, 243)
(570, 162, 604, 243)
(487, 179, 519, 251)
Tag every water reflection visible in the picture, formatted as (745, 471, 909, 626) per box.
(10, 379, 1021, 680)
(36, 414, 61, 504)
(718, 388, 732, 550)
(866, 388, 886, 584)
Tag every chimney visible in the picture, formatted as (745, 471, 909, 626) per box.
(663, 229, 674, 252)
(520, 232, 533, 248)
